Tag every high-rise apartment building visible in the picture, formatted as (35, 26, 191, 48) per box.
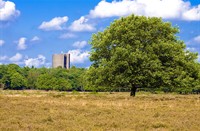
(52, 53, 70, 69)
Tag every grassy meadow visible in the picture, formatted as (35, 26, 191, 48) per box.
(0, 90, 199, 131)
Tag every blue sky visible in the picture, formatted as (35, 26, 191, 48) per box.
(0, 0, 200, 68)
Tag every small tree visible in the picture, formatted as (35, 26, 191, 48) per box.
(10, 72, 27, 90)
(88, 15, 199, 96)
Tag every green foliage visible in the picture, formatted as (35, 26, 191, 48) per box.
(1, 64, 22, 89)
(36, 74, 54, 90)
(0, 64, 85, 91)
(26, 69, 40, 89)
(68, 66, 86, 91)
(10, 72, 27, 90)
(35, 72, 72, 91)
(87, 14, 200, 96)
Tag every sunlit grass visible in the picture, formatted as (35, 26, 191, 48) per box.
(0, 90, 199, 130)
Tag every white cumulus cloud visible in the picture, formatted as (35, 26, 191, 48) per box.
(0, 0, 20, 21)
(9, 53, 23, 62)
(73, 41, 87, 49)
(194, 35, 200, 43)
(90, 0, 141, 18)
(39, 16, 68, 31)
(59, 33, 76, 39)
(89, 0, 200, 21)
(17, 37, 27, 50)
(67, 49, 90, 64)
(30, 36, 40, 42)
(0, 39, 4, 46)
(24, 55, 46, 67)
(69, 16, 96, 32)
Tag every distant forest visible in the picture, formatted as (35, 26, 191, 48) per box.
(0, 64, 85, 91)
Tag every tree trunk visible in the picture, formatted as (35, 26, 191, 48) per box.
(130, 86, 137, 97)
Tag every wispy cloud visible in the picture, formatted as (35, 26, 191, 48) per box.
(73, 41, 87, 49)
(30, 36, 40, 42)
(9, 53, 23, 62)
(0, 55, 8, 61)
(194, 35, 200, 43)
(0, 40, 5, 46)
(59, 33, 77, 39)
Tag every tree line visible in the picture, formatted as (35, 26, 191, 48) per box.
(0, 63, 199, 94)
(0, 64, 85, 91)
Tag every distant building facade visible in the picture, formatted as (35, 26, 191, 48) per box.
(52, 53, 70, 69)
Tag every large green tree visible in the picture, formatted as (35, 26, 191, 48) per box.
(88, 15, 199, 96)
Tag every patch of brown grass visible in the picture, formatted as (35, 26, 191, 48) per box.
(0, 90, 199, 130)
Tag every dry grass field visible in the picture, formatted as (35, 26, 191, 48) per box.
(0, 90, 199, 131)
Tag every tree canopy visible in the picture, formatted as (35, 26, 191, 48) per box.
(87, 15, 200, 96)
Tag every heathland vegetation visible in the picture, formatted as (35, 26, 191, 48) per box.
(0, 91, 199, 130)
